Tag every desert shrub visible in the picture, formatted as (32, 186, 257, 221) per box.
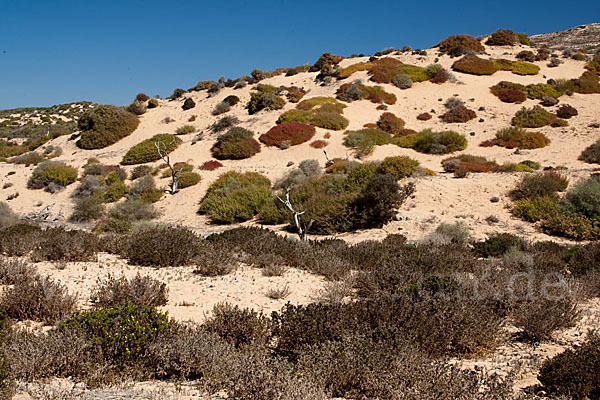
(59, 304, 171, 367)
(336, 83, 396, 104)
(580, 139, 600, 164)
(480, 127, 550, 149)
(310, 139, 327, 148)
(563, 175, 600, 218)
(160, 162, 193, 178)
(510, 171, 568, 201)
(416, 112, 431, 121)
(203, 303, 270, 348)
(27, 161, 77, 189)
(391, 73, 412, 89)
(121, 134, 180, 165)
(109, 198, 158, 222)
(211, 127, 260, 160)
(126, 100, 147, 115)
(259, 123, 316, 148)
(556, 104, 578, 119)
(430, 68, 450, 83)
(210, 115, 239, 133)
(136, 93, 150, 102)
(506, 61, 540, 75)
(69, 195, 105, 222)
(486, 29, 517, 45)
(516, 50, 536, 62)
(169, 88, 186, 99)
(525, 83, 560, 99)
(442, 154, 501, 173)
(199, 160, 223, 170)
(440, 105, 476, 123)
(275, 159, 321, 189)
(277, 97, 349, 130)
(337, 62, 373, 78)
(573, 70, 600, 94)
(130, 165, 153, 180)
(538, 333, 600, 399)
(473, 233, 522, 258)
(490, 81, 526, 96)
(123, 225, 200, 267)
(378, 156, 419, 179)
(247, 84, 285, 114)
(452, 55, 498, 75)
(147, 98, 159, 108)
(424, 63, 443, 79)
(377, 112, 405, 135)
(280, 86, 306, 103)
(29, 227, 99, 262)
(498, 89, 527, 103)
(91, 274, 168, 307)
(181, 97, 195, 110)
(175, 124, 195, 134)
(431, 222, 471, 245)
(77, 105, 139, 149)
(1, 272, 76, 324)
(344, 128, 391, 157)
(512, 105, 560, 128)
(177, 171, 201, 188)
(411, 129, 467, 154)
(12, 151, 43, 165)
(0, 224, 43, 256)
(198, 171, 272, 224)
(212, 101, 231, 116)
(512, 196, 558, 222)
(127, 174, 162, 203)
(0, 202, 18, 230)
(541, 212, 600, 241)
(436, 34, 484, 56)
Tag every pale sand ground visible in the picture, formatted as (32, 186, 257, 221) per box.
(3, 41, 600, 398)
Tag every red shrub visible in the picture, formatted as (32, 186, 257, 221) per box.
(199, 160, 224, 171)
(440, 106, 477, 123)
(556, 104, 578, 119)
(310, 140, 328, 149)
(497, 89, 527, 103)
(136, 93, 150, 102)
(430, 69, 449, 84)
(259, 122, 316, 148)
(452, 55, 498, 75)
(368, 58, 403, 83)
(377, 112, 405, 135)
(417, 113, 432, 121)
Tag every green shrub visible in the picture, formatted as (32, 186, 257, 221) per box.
(126, 100, 147, 115)
(77, 105, 140, 149)
(336, 83, 397, 104)
(512, 106, 560, 128)
(510, 171, 569, 201)
(480, 127, 550, 149)
(392, 73, 412, 89)
(436, 34, 484, 56)
(525, 83, 560, 99)
(424, 63, 443, 78)
(378, 156, 419, 179)
(0, 202, 18, 230)
(486, 29, 517, 45)
(128, 175, 162, 203)
(277, 97, 349, 130)
(563, 175, 600, 218)
(504, 61, 540, 75)
(512, 196, 558, 222)
(198, 171, 272, 224)
(580, 139, 600, 164)
(123, 225, 200, 267)
(223, 95, 240, 106)
(473, 233, 522, 258)
(148, 98, 159, 108)
(411, 129, 467, 154)
(538, 334, 600, 399)
(177, 171, 201, 188)
(59, 304, 171, 367)
(211, 127, 261, 160)
(175, 125, 195, 134)
(12, 151, 44, 165)
(247, 84, 285, 114)
(69, 196, 105, 222)
(517, 32, 530, 45)
(203, 303, 270, 348)
(337, 61, 373, 78)
(109, 198, 158, 222)
(541, 212, 600, 241)
(104, 181, 127, 203)
(27, 161, 78, 189)
(343, 128, 391, 158)
(121, 134, 181, 165)
(452, 55, 498, 75)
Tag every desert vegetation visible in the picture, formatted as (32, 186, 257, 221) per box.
(76, 105, 139, 149)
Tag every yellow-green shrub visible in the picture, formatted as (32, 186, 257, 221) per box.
(121, 134, 181, 165)
(77, 105, 140, 149)
(27, 161, 78, 189)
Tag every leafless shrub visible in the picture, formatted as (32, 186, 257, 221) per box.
(266, 284, 291, 300)
(90, 273, 168, 307)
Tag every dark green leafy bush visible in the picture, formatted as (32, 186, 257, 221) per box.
(177, 171, 201, 188)
(77, 105, 139, 149)
(473, 233, 522, 258)
(510, 171, 568, 201)
(378, 156, 419, 179)
(436, 34, 484, 56)
(412, 129, 468, 154)
(211, 127, 261, 160)
(27, 161, 77, 189)
(512, 106, 561, 128)
(480, 127, 550, 149)
(121, 134, 181, 165)
(486, 29, 518, 45)
(198, 171, 272, 224)
(563, 175, 600, 218)
(247, 85, 285, 114)
(580, 139, 600, 164)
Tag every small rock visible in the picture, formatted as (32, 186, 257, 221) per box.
(478, 118, 484, 122)
(478, 106, 486, 111)
(470, 132, 476, 136)
(286, 161, 294, 167)
(490, 196, 500, 203)
(590, 122, 600, 128)
(438, 98, 443, 102)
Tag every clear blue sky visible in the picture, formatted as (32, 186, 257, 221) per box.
(1, 0, 597, 110)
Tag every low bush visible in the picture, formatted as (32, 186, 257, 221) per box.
(212, 101, 231, 116)
(0, 202, 18, 230)
(109, 198, 158, 222)
(136, 93, 150, 102)
(516, 50, 536, 62)
(27, 161, 77, 189)
(512, 195, 558, 222)
(126, 100, 147, 115)
(203, 303, 270, 348)
(505, 61, 540, 75)
(486, 29, 518, 45)
(417, 112, 431, 121)
(210, 115, 239, 133)
(277, 97, 349, 130)
(77, 105, 139, 149)
(378, 156, 419, 179)
(247, 85, 285, 114)
(538, 333, 600, 399)
(198, 171, 272, 224)
(580, 139, 600, 164)
(452, 55, 498, 75)
(556, 104, 578, 119)
(436, 34, 484, 56)
(440, 105, 476, 123)
(280, 86, 306, 103)
(541, 212, 600, 241)
(30, 227, 99, 262)
(563, 175, 600, 218)
(211, 127, 260, 160)
(121, 134, 181, 165)
(127, 175, 162, 203)
(430, 68, 450, 83)
(497, 89, 527, 103)
(169, 88, 186, 99)
(175, 124, 195, 135)
(12, 151, 44, 165)
(336, 83, 396, 104)
(411, 129, 468, 154)
(510, 171, 569, 201)
(69, 195, 105, 222)
(512, 106, 560, 128)
(337, 62, 373, 79)
(177, 171, 201, 188)
(442, 154, 502, 173)
(259, 123, 316, 148)
(480, 127, 550, 149)
(123, 225, 200, 267)
(199, 160, 223, 170)
(223, 95, 240, 106)
(392, 73, 412, 89)
(344, 128, 391, 157)
(377, 112, 405, 135)
(148, 98, 159, 108)
(310, 139, 327, 148)
(525, 83, 560, 99)
(573, 70, 600, 94)
(473, 233, 522, 258)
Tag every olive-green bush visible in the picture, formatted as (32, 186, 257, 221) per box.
(121, 134, 181, 165)
(27, 161, 78, 189)
(77, 105, 140, 149)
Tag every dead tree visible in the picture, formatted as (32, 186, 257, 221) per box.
(323, 150, 350, 167)
(155, 139, 183, 194)
(276, 187, 314, 241)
